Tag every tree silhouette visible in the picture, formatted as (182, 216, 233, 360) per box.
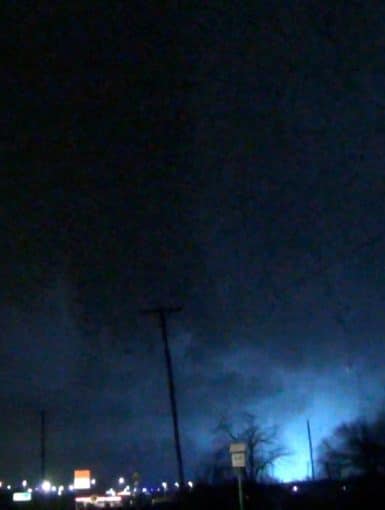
(319, 413, 385, 479)
(200, 413, 287, 483)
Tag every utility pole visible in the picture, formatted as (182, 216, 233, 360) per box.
(142, 306, 185, 487)
(40, 410, 46, 481)
(307, 419, 315, 480)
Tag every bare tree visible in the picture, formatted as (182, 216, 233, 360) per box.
(211, 413, 287, 482)
(318, 413, 385, 479)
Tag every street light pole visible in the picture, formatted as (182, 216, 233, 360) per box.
(142, 306, 185, 487)
(307, 419, 315, 480)
(40, 410, 46, 481)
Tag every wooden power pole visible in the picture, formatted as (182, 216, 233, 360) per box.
(142, 306, 185, 487)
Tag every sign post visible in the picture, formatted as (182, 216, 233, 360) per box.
(230, 443, 246, 510)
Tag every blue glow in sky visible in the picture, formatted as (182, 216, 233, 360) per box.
(268, 381, 384, 482)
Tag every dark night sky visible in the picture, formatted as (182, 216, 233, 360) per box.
(2, 1, 385, 485)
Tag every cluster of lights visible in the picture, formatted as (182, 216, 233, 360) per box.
(0, 479, 75, 498)
(108, 479, 194, 498)
(0, 476, 352, 499)
(0, 475, 195, 498)
(160, 480, 193, 490)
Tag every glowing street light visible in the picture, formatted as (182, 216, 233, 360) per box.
(91, 478, 96, 486)
(68, 484, 74, 491)
(41, 480, 51, 493)
(174, 482, 180, 489)
(7, 485, 11, 491)
(118, 477, 125, 485)
(161, 482, 167, 490)
(187, 481, 193, 488)
(22, 480, 28, 488)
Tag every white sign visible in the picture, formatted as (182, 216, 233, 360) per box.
(230, 442, 247, 468)
(229, 442, 246, 454)
(231, 452, 246, 468)
(74, 469, 91, 490)
(13, 492, 32, 502)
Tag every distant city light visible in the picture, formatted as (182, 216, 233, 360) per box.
(292, 485, 299, 493)
(51, 486, 57, 493)
(91, 478, 96, 486)
(76, 496, 122, 506)
(22, 480, 28, 488)
(161, 482, 167, 490)
(28, 488, 33, 494)
(187, 481, 194, 488)
(106, 488, 116, 496)
(118, 477, 125, 485)
(174, 482, 179, 488)
(142, 487, 148, 493)
(68, 484, 74, 491)
(7, 485, 11, 490)
(118, 485, 131, 496)
(41, 481, 51, 493)
(119, 490, 131, 497)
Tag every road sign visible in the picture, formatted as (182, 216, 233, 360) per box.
(74, 469, 91, 490)
(230, 442, 247, 468)
(231, 452, 246, 468)
(229, 442, 246, 454)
